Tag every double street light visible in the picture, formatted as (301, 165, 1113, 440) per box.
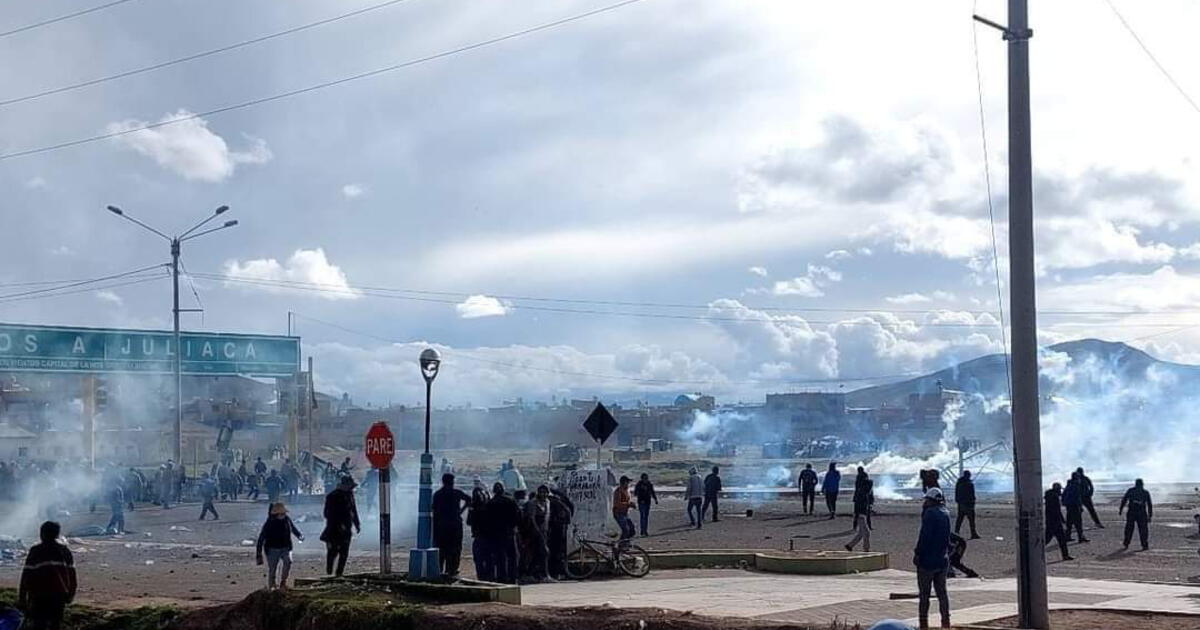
(105, 204, 238, 464)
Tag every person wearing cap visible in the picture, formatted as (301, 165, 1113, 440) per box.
(432, 473, 471, 578)
(256, 503, 304, 590)
(320, 475, 361, 577)
(612, 475, 636, 542)
(684, 467, 704, 528)
(913, 487, 952, 630)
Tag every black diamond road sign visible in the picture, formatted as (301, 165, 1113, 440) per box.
(582, 402, 619, 445)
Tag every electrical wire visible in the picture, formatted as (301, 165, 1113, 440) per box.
(1102, 0, 1200, 116)
(178, 259, 205, 326)
(0, 263, 167, 301)
(0, 0, 647, 162)
(0, 0, 140, 39)
(0, 0, 417, 108)
(0, 274, 166, 305)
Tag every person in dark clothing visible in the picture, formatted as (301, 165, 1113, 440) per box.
(634, 473, 659, 537)
(1076, 467, 1104, 528)
(546, 484, 574, 579)
(431, 473, 471, 577)
(254, 457, 268, 477)
(1044, 482, 1073, 561)
(18, 521, 77, 630)
(1063, 473, 1088, 543)
(466, 482, 493, 581)
(320, 475, 361, 577)
(798, 464, 818, 515)
(486, 482, 522, 584)
(851, 468, 870, 529)
(1119, 478, 1153, 551)
(954, 470, 979, 539)
(522, 485, 553, 581)
(199, 472, 220, 520)
(914, 488, 952, 630)
(947, 533, 979, 578)
(265, 470, 285, 503)
(106, 481, 125, 534)
(822, 463, 842, 519)
(702, 466, 722, 523)
(256, 503, 304, 590)
(845, 478, 874, 551)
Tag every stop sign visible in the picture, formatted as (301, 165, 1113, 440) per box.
(364, 421, 395, 469)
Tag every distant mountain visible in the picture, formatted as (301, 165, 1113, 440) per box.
(846, 338, 1200, 408)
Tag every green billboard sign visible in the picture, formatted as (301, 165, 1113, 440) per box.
(0, 323, 299, 377)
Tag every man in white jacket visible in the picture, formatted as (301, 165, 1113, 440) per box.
(684, 467, 704, 529)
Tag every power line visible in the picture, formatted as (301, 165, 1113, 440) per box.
(0, 0, 140, 39)
(0, 0, 647, 162)
(1102, 0, 1200, 116)
(0, 263, 166, 301)
(0, 274, 166, 305)
(0, 0, 416, 108)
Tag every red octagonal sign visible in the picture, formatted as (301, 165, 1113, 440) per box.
(364, 421, 395, 469)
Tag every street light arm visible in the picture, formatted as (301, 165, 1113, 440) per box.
(179, 205, 231, 239)
(107, 206, 170, 241)
(179, 220, 238, 242)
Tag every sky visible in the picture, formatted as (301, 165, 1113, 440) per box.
(3, 0, 1200, 407)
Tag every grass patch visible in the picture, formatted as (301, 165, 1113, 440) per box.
(0, 588, 181, 630)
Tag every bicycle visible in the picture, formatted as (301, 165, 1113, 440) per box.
(564, 527, 651, 579)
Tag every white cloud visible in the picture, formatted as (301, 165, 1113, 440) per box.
(1036, 217, 1175, 272)
(342, 184, 366, 199)
(770, 264, 842, 297)
(705, 299, 838, 379)
(25, 177, 46, 189)
(748, 266, 768, 277)
(106, 110, 272, 182)
(95, 290, 123, 306)
(223, 248, 358, 300)
(825, 249, 852, 261)
(455, 295, 509, 319)
(885, 293, 932, 305)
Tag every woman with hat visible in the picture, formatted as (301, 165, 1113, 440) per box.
(320, 475, 361, 577)
(256, 502, 304, 590)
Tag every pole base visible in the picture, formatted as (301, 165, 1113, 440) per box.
(408, 547, 441, 581)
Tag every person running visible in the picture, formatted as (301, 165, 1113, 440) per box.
(612, 476, 636, 542)
(798, 464, 818, 515)
(1119, 478, 1153, 551)
(633, 473, 659, 537)
(822, 462, 842, 519)
(256, 503, 303, 590)
(845, 478, 874, 552)
(1044, 482, 1073, 561)
(319, 475, 361, 577)
(1076, 467, 1104, 528)
(1063, 473, 1088, 543)
(18, 521, 77, 630)
(198, 472, 219, 521)
(913, 488, 952, 630)
(954, 470, 980, 539)
(431, 473, 471, 577)
(947, 532, 979, 578)
(684, 467, 704, 529)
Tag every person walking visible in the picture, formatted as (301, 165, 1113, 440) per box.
(633, 473, 658, 537)
(18, 521, 77, 630)
(1063, 473, 1088, 543)
(947, 532, 979, 578)
(852, 468, 870, 529)
(105, 480, 125, 535)
(319, 475, 361, 577)
(798, 464, 818, 515)
(466, 481, 492, 581)
(684, 467, 704, 529)
(822, 462, 842, 519)
(953, 470, 979, 539)
(431, 473, 471, 577)
(198, 472, 219, 521)
(256, 503, 304, 590)
(612, 476, 636, 542)
(702, 466, 722, 523)
(913, 488, 952, 630)
(265, 470, 284, 504)
(486, 482, 521, 584)
(845, 478, 874, 552)
(1044, 482, 1073, 561)
(1119, 478, 1153, 551)
(1076, 467, 1104, 528)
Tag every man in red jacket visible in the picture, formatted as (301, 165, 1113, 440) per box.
(19, 521, 77, 630)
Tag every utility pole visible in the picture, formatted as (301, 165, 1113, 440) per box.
(976, 2, 1048, 628)
(307, 356, 315, 456)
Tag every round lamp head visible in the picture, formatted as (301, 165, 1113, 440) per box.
(419, 348, 441, 382)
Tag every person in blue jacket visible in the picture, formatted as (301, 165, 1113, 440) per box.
(913, 487, 952, 630)
(822, 462, 842, 519)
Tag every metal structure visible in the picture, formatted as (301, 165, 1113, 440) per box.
(106, 204, 238, 463)
(409, 347, 442, 580)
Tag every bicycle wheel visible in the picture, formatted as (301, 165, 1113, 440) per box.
(565, 543, 602, 579)
(615, 543, 651, 578)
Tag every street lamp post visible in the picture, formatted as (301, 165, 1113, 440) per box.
(106, 205, 237, 465)
(409, 348, 441, 580)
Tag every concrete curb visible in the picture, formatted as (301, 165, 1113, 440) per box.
(956, 606, 1200, 629)
(294, 572, 522, 605)
(647, 549, 889, 574)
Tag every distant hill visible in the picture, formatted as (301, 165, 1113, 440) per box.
(846, 338, 1200, 408)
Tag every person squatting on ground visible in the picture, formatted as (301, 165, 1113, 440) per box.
(19, 521, 77, 630)
(913, 488, 952, 630)
(634, 473, 658, 537)
(612, 476, 636, 542)
(256, 502, 304, 590)
(1063, 472, 1088, 543)
(320, 475, 361, 577)
(1076, 467, 1104, 528)
(485, 481, 522, 584)
(798, 464, 818, 515)
(953, 470, 980, 539)
(1120, 478, 1153, 551)
(431, 473, 471, 577)
(684, 467, 704, 529)
(822, 462, 842, 519)
(845, 477, 874, 552)
(1044, 482, 1073, 561)
(702, 466, 722, 523)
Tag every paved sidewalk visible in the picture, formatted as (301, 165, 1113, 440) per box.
(522, 569, 1200, 626)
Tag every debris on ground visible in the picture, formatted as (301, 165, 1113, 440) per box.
(169, 526, 192, 532)
(240, 539, 255, 546)
(68, 525, 108, 537)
